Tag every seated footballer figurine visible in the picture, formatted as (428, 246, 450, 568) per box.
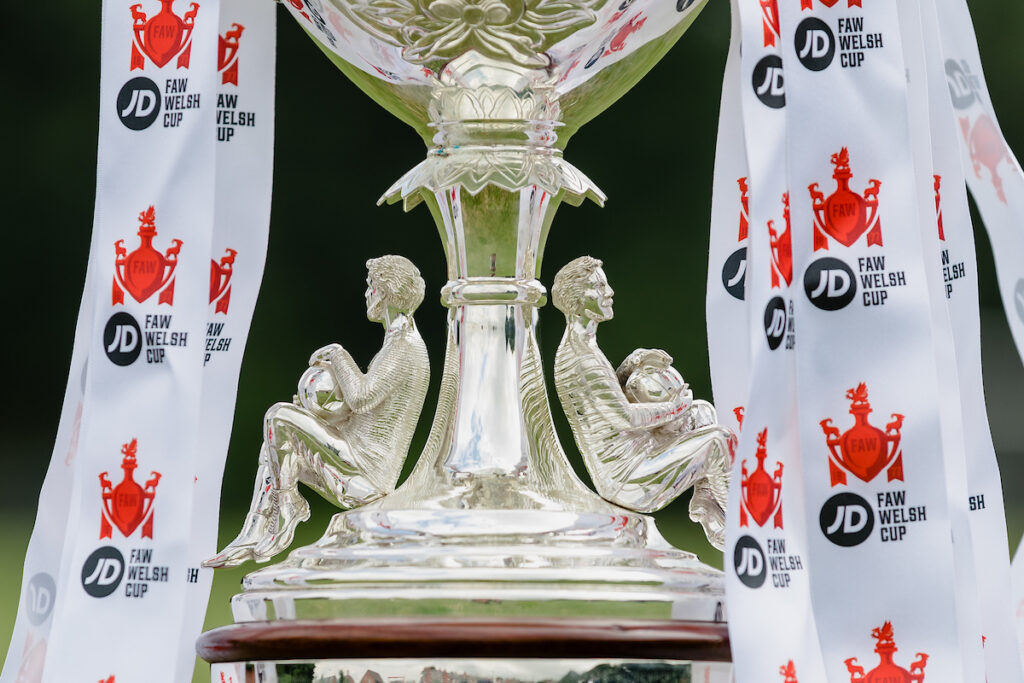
(552, 256, 735, 548)
(205, 255, 430, 567)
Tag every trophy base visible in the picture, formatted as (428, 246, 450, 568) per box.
(199, 620, 732, 682)
(228, 509, 725, 623)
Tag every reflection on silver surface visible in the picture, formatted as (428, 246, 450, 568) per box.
(209, 0, 730, 629)
(552, 257, 734, 548)
(213, 658, 733, 683)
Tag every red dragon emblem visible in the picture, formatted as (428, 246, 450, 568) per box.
(210, 248, 237, 314)
(738, 177, 750, 242)
(960, 115, 1012, 204)
(768, 192, 793, 287)
(809, 148, 882, 251)
(740, 428, 783, 528)
(845, 622, 928, 682)
(113, 206, 182, 306)
(761, 0, 780, 47)
(933, 175, 945, 241)
(780, 660, 798, 683)
(820, 383, 904, 487)
(99, 439, 161, 539)
(130, 1, 199, 70)
(218, 23, 245, 85)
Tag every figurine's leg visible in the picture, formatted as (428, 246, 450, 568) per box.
(203, 444, 285, 568)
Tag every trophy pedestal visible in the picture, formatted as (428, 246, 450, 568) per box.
(198, 618, 732, 682)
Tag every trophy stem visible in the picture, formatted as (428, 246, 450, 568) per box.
(377, 183, 614, 512)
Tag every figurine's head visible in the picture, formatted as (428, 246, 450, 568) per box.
(552, 256, 614, 323)
(365, 255, 426, 322)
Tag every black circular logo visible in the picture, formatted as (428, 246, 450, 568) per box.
(763, 296, 787, 350)
(81, 546, 125, 598)
(752, 55, 785, 109)
(1014, 279, 1024, 324)
(26, 573, 56, 625)
(733, 535, 767, 588)
(676, 0, 698, 11)
(116, 77, 161, 131)
(944, 59, 977, 111)
(819, 492, 874, 547)
(103, 312, 142, 366)
(804, 257, 856, 311)
(722, 247, 747, 300)
(795, 18, 835, 71)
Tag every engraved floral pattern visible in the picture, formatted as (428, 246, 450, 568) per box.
(338, 0, 606, 67)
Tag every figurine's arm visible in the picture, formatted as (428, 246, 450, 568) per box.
(329, 337, 405, 413)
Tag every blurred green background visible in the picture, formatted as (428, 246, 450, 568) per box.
(2, 1, 1023, 680)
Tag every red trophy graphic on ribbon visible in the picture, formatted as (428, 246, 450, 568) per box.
(960, 115, 1012, 204)
(800, 0, 863, 8)
(210, 248, 238, 314)
(609, 15, 647, 54)
(218, 23, 245, 85)
(768, 192, 793, 288)
(820, 383, 904, 487)
(738, 177, 750, 241)
(780, 660, 798, 683)
(112, 206, 182, 306)
(933, 175, 945, 241)
(808, 148, 882, 251)
(130, 1, 199, 70)
(844, 622, 928, 682)
(760, 0, 779, 47)
(740, 428, 783, 528)
(99, 439, 161, 539)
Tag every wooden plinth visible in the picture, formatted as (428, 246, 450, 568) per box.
(197, 619, 731, 664)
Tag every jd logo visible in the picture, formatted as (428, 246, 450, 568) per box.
(795, 18, 835, 71)
(1014, 279, 1024, 325)
(764, 296, 787, 350)
(753, 55, 785, 109)
(944, 59, 979, 111)
(820, 492, 874, 547)
(804, 257, 856, 311)
(26, 573, 56, 626)
(734, 535, 767, 588)
(81, 546, 125, 598)
(103, 312, 142, 366)
(676, 0, 698, 12)
(116, 77, 161, 131)
(722, 248, 747, 300)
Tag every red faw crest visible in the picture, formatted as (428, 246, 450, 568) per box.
(130, 1, 199, 70)
(741, 428, 783, 528)
(801, 0, 862, 8)
(218, 23, 245, 85)
(933, 175, 945, 241)
(760, 0, 779, 47)
(99, 439, 161, 539)
(737, 177, 750, 242)
(845, 622, 928, 682)
(113, 206, 182, 306)
(820, 383, 904, 487)
(780, 660, 798, 683)
(960, 115, 1012, 204)
(210, 248, 237, 314)
(768, 192, 793, 288)
(809, 148, 882, 251)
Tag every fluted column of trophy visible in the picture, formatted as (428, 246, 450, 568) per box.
(204, 0, 734, 625)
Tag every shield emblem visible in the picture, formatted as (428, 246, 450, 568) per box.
(820, 383, 904, 486)
(740, 429, 783, 529)
(209, 249, 237, 314)
(99, 439, 161, 539)
(130, 1, 199, 70)
(809, 148, 882, 250)
(113, 206, 182, 305)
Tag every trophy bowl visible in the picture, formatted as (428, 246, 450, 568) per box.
(200, 0, 734, 679)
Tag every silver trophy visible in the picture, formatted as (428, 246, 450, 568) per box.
(201, 0, 734, 677)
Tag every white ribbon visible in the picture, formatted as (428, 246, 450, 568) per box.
(1, 1, 275, 681)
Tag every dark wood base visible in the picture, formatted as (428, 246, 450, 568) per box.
(197, 618, 731, 664)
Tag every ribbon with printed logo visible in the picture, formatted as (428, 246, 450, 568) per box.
(0, 1, 275, 681)
(709, 0, 1024, 680)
